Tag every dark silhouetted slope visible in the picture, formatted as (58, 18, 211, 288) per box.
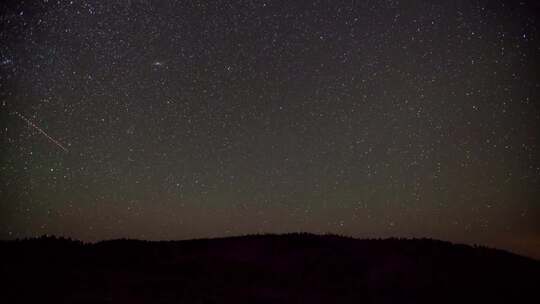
(1, 233, 538, 303)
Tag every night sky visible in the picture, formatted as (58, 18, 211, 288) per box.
(1, 0, 539, 258)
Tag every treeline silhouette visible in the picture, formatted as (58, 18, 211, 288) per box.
(1, 233, 538, 303)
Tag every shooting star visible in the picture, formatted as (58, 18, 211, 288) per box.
(14, 111, 69, 153)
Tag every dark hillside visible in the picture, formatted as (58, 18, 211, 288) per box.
(1, 234, 538, 303)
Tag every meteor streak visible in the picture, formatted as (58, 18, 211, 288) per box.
(14, 112, 69, 153)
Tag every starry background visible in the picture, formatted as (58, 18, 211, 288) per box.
(1, 0, 539, 258)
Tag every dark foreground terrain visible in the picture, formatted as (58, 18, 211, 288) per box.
(1, 233, 538, 303)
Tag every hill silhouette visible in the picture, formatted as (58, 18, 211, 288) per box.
(1, 233, 538, 303)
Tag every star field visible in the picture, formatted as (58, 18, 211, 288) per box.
(1, 0, 539, 258)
